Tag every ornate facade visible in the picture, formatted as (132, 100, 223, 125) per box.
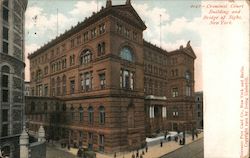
(0, 0, 28, 157)
(26, 0, 196, 153)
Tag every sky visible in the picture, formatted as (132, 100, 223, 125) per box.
(25, 0, 203, 91)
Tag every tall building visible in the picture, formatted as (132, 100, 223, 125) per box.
(25, 0, 196, 153)
(0, 0, 28, 157)
(195, 91, 203, 129)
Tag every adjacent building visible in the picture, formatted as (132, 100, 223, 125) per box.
(0, 0, 28, 157)
(24, 81, 30, 96)
(195, 91, 203, 129)
(25, 0, 196, 153)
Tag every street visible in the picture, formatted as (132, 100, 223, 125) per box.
(161, 138, 204, 158)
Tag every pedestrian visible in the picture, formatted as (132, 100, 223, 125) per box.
(145, 145, 148, 153)
(195, 131, 198, 138)
(77, 148, 82, 157)
(168, 136, 171, 141)
(67, 144, 70, 150)
(142, 150, 145, 155)
(160, 140, 163, 147)
(132, 152, 135, 158)
(179, 139, 182, 145)
(192, 133, 194, 140)
(175, 136, 178, 142)
(136, 150, 139, 158)
(114, 152, 116, 158)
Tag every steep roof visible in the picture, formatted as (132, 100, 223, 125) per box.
(28, 3, 146, 59)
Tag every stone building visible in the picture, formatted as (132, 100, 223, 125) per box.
(24, 81, 30, 96)
(0, 0, 28, 157)
(26, 0, 196, 153)
(195, 91, 203, 129)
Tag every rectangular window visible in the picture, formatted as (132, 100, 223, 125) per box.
(79, 131, 83, 138)
(70, 80, 75, 94)
(99, 24, 105, 34)
(2, 75, 8, 87)
(198, 112, 201, 117)
(3, 7, 8, 22)
(62, 44, 66, 52)
(130, 72, 134, 90)
(120, 69, 134, 90)
(2, 109, 8, 122)
(77, 35, 81, 45)
(2, 124, 8, 137)
(162, 107, 167, 118)
(185, 86, 191, 96)
(91, 28, 97, 38)
(133, 31, 137, 40)
(3, 41, 8, 54)
(149, 106, 154, 118)
(116, 23, 122, 34)
(3, 27, 8, 40)
(99, 73, 106, 89)
(99, 134, 104, 151)
(79, 111, 83, 122)
(81, 72, 92, 91)
(124, 28, 130, 37)
(44, 85, 48, 96)
(70, 39, 75, 48)
(2, 90, 8, 102)
(124, 70, 129, 89)
(83, 32, 89, 42)
(172, 88, 179, 97)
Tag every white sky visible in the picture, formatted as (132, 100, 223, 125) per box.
(24, 0, 203, 91)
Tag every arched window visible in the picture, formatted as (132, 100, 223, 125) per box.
(62, 75, 66, 95)
(88, 106, 94, 124)
(79, 106, 83, 122)
(1, 146, 10, 157)
(1, 65, 10, 73)
(99, 106, 105, 124)
(120, 47, 133, 62)
(80, 49, 92, 65)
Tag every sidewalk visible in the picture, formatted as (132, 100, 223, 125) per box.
(48, 132, 203, 158)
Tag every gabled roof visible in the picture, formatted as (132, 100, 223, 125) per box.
(168, 41, 197, 59)
(28, 3, 146, 59)
(111, 4, 147, 30)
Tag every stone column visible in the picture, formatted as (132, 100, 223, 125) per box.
(19, 129, 29, 158)
(38, 125, 45, 142)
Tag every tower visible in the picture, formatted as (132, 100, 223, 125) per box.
(0, 0, 28, 157)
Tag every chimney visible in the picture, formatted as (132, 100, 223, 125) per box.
(106, 0, 112, 7)
(126, 0, 131, 5)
